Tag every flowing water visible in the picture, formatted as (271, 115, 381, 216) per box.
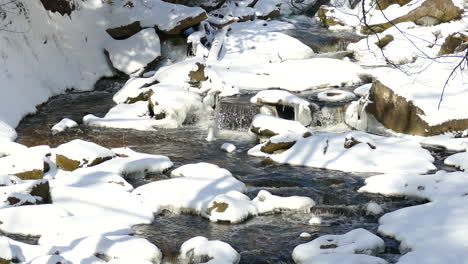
(11, 26, 432, 264)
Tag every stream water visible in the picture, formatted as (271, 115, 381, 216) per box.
(11, 27, 436, 264)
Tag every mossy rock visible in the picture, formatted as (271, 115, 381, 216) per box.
(125, 89, 154, 104)
(209, 202, 229, 213)
(188, 62, 208, 87)
(40, 0, 75, 16)
(261, 141, 296, 154)
(56, 154, 112, 171)
(15, 169, 44, 180)
(317, 8, 345, 28)
(375, 34, 394, 49)
(0, 258, 11, 264)
(250, 126, 278, 137)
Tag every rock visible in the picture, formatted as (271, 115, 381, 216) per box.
(106, 21, 144, 40)
(365, 80, 468, 136)
(317, 7, 345, 28)
(0, 147, 50, 180)
(260, 132, 312, 154)
(438, 33, 468, 56)
(163, 12, 208, 35)
(375, 34, 394, 49)
(40, 0, 76, 16)
(7, 180, 51, 206)
(362, 0, 464, 33)
(161, 0, 226, 11)
(188, 62, 208, 86)
(250, 114, 310, 140)
(55, 139, 114, 171)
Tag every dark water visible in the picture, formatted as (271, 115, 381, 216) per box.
(14, 78, 424, 264)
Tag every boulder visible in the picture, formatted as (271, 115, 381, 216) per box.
(55, 139, 114, 171)
(438, 33, 468, 56)
(40, 0, 76, 16)
(106, 21, 144, 40)
(260, 132, 312, 154)
(362, 0, 463, 33)
(0, 147, 50, 180)
(161, 0, 226, 11)
(250, 114, 310, 140)
(188, 62, 208, 86)
(375, 34, 394, 49)
(163, 12, 208, 35)
(365, 80, 468, 136)
(7, 180, 51, 206)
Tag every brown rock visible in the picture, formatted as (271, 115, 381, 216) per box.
(162, 12, 208, 35)
(125, 89, 154, 104)
(40, 0, 76, 16)
(375, 34, 394, 49)
(362, 0, 463, 34)
(106, 21, 144, 40)
(56, 155, 112, 171)
(438, 33, 468, 56)
(317, 7, 345, 28)
(7, 181, 51, 206)
(261, 141, 296, 154)
(209, 202, 229, 213)
(0, 258, 10, 264)
(365, 80, 468, 136)
(188, 62, 208, 86)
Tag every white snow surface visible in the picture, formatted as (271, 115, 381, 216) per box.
(292, 228, 385, 264)
(207, 191, 258, 224)
(106, 28, 161, 75)
(299, 253, 388, 264)
(251, 114, 310, 136)
(0, 147, 49, 176)
(51, 118, 78, 135)
(221, 143, 237, 153)
(445, 151, 468, 170)
(253, 190, 315, 214)
(133, 163, 246, 214)
(249, 131, 436, 174)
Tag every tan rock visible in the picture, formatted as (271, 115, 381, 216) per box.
(438, 33, 468, 56)
(375, 34, 394, 49)
(317, 7, 345, 28)
(163, 12, 208, 35)
(365, 80, 468, 136)
(362, 0, 463, 34)
(40, 0, 76, 16)
(188, 62, 208, 86)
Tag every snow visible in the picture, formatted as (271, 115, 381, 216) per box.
(54, 139, 114, 167)
(309, 216, 323, 225)
(221, 143, 237, 153)
(251, 114, 310, 136)
(0, 147, 49, 176)
(0, 139, 28, 157)
(366, 202, 384, 215)
(253, 190, 315, 214)
(84, 102, 159, 130)
(249, 131, 436, 174)
(106, 28, 161, 75)
(0, 179, 49, 208)
(133, 163, 246, 214)
(300, 232, 312, 238)
(317, 89, 356, 103)
(292, 228, 385, 264)
(354, 83, 372, 96)
(179, 236, 240, 264)
(0, 236, 12, 261)
(154, 58, 206, 85)
(0, 204, 72, 236)
(0, 121, 17, 141)
(207, 191, 258, 224)
(444, 151, 468, 170)
(298, 253, 388, 264)
(51, 118, 78, 135)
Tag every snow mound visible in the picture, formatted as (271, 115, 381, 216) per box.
(106, 28, 161, 75)
(297, 253, 388, 264)
(249, 131, 435, 174)
(55, 139, 114, 170)
(207, 191, 258, 224)
(251, 114, 310, 137)
(445, 151, 468, 171)
(51, 118, 78, 135)
(253, 190, 315, 214)
(292, 228, 385, 264)
(133, 163, 246, 214)
(179, 236, 240, 264)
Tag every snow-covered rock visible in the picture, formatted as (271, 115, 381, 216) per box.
(106, 28, 161, 75)
(51, 118, 78, 135)
(221, 143, 237, 153)
(0, 147, 50, 180)
(0, 180, 50, 208)
(207, 191, 258, 224)
(297, 253, 388, 264)
(253, 190, 315, 214)
(292, 228, 385, 263)
(55, 139, 114, 171)
(445, 151, 468, 170)
(250, 114, 310, 139)
(317, 89, 356, 103)
(133, 163, 246, 214)
(179, 236, 240, 264)
(249, 131, 436, 174)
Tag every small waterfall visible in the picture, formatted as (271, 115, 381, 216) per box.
(312, 103, 350, 127)
(216, 95, 260, 131)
